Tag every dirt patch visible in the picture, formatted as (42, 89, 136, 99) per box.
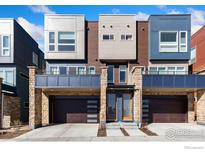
(120, 127, 129, 136)
(97, 127, 107, 137)
(0, 129, 30, 139)
(139, 127, 158, 136)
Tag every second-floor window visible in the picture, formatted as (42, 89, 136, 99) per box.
(58, 32, 75, 52)
(159, 31, 178, 52)
(121, 34, 132, 40)
(179, 31, 187, 52)
(49, 32, 55, 51)
(32, 52, 38, 66)
(88, 66, 96, 75)
(108, 65, 114, 83)
(1, 35, 10, 56)
(102, 34, 114, 40)
(119, 65, 126, 83)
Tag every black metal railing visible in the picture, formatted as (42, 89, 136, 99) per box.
(2, 82, 17, 95)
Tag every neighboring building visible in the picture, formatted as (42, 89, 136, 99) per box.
(0, 19, 44, 124)
(191, 26, 205, 74)
(28, 14, 205, 129)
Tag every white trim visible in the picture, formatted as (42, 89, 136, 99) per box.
(119, 65, 127, 83)
(108, 65, 114, 83)
(179, 31, 187, 52)
(159, 31, 178, 52)
(1, 35, 10, 56)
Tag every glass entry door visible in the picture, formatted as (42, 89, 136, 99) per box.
(107, 93, 133, 122)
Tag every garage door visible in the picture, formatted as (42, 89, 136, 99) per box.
(49, 96, 99, 123)
(142, 95, 188, 123)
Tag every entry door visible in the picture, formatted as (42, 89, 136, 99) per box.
(122, 94, 132, 121)
(117, 96, 123, 121)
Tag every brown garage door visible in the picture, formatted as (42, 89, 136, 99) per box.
(49, 96, 99, 123)
(143, 95, 188, 123)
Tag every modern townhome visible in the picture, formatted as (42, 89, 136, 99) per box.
(190, 26, 205, 74)
(28, 13, 205, 129)
(0, 18, 44, 128)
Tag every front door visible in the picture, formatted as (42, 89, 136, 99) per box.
(107, 93, 133, 122)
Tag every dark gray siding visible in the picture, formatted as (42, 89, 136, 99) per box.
(149, 15, 191, 61)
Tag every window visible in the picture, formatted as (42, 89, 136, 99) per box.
(119, 65, 126, 83)
(107, 94, 116, 120)
(50, 67, 59, 75)
(149, 67, 158, 74)
(77, 67, 86, 75)
(88, 66, 96, 75)
(167, 67, 175, 74)
(190, 47, 196, 64)
(121, 34, 132, 40)
(159, 31, 178, 52)
(58, 32, 75, 52)
(59, 67, 67, 75)
(158, 67, 166, 75)
(176, 67, 185, 75)
(180, 31, 187, 52)
(1, 35, 10, 56)
(32, 52, 38, 66)
(49, 32, 55, 51)
(108, 65, 114, 83)
(0, 68, 15, 86)
(102, 34, 114, 40)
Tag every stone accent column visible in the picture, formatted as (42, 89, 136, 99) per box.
(99, 67, 107, 128)
(131, 66, 142, 125)
(0, 78, 2, 128)
(196, 90, 205, 124)
(28, 66, 36, 129)
(187, 93, 195, 123)
(42, 91, 49, 126)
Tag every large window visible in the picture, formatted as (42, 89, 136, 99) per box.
(107, 94, 116, 120)
(58, 32, 75, 52)
(88, 66, 96, 75)
(0, 68, 15, 86)
(149, 66, 186, 75)
(1, 35, 10, 56)
(159, 31, 178, 52)
(149, 67, 158, 74)
(32, 52, 38, 66)
(108, 65, 114, 83)
(119, 65, 126, 83)
(49, 32, 55, 51)
(102, 34, 114, 40)
(179, 31, 187, 52)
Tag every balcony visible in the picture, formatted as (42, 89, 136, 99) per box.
(143, 73, 205, 89)
(35, 74, 100, 89)
(2, 82, 17, 95)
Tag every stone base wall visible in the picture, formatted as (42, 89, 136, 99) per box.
(187, 93, 195, 123)
(196, 90, 205, 124)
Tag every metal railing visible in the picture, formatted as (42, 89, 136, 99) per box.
(35, 74, 100, 88)
(1, 82, 17, 95)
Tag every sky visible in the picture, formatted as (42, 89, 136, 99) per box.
(0, 5, 205, 51)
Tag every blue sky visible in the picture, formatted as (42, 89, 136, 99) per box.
(0, 5, 204, 51)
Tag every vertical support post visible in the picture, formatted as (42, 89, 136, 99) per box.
(187, 92, 195, 123)
(100, 66, 107, 128)
(0, 78, 3, 129)
(42, 91, 49, 126)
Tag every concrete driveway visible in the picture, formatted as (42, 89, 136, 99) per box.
(13, 124, 98, 141)
(147, 123, 205, 141)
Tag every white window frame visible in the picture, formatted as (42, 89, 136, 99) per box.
(76, 66, 86, 75)
(119, 65, 127, 83)
(179, 31, 187, 52)
(48, 31, 55, 52)
(0, 67, 16, 86)
(88, 66, 96, 75)
(58, 31, 76, 52)
(120, 34, 133, 41)
(1, 35, 10, 56)
(148, 66, 186, 75)
(102, 34, 115, 41)
(159, 31, 178, 52)
(108, 65, 114, 83)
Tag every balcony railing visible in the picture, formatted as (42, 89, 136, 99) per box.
(35, 74, 100, 88)
(143, 74, 205, 88)
(1, 82, 17, 95)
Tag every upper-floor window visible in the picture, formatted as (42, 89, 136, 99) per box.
(32, 52, 38, 66)
(121, 34, 132, 40)
(149, 66, 186, 75)
(108, 65, 114, 83)
(179, 31, 187, 52)
(119, 65, 126, 83)
(159, 31, 178, 52)
(102, 34, 114, 40)
(88, 66, 96, 75)
(1, 35, 10, 56)
(0, 67, 15, 86)
(49, 32, 55, 51)
(77, 66, 86, 75)
(58, 32, 75, 52)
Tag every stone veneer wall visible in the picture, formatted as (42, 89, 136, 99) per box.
(196, 90, 205, 124)
(99, 67, 107, 128)
(131, 66, 142, 125)
(187, 92, 195, 123)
